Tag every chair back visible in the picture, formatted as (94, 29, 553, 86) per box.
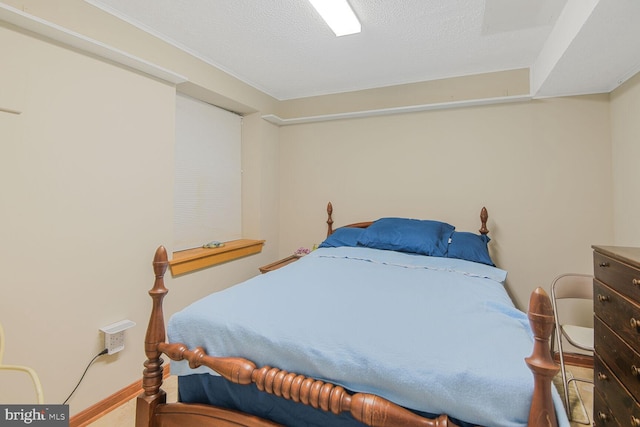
(551, 273, 593, 301)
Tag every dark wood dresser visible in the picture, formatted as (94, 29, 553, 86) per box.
(593, 245, 640, 426)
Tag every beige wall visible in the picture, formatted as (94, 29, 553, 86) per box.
(278, 95, 613, 310)
(610, 72, 640, 246)
(0, 22, 171, 409)
(0, 16, 280, 416)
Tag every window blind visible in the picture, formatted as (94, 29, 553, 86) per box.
(174, 93, 242, 251)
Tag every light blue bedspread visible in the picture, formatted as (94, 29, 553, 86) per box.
(168, 247, 569, 427)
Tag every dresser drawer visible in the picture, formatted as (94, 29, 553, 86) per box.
(593, 390, 620, 427)
(594, 251, 640, 302)
(594, 280, 640, 354)
(593, 390, 617, 427)
(594, 317, 640, 403)
(594, 355, 640, 427)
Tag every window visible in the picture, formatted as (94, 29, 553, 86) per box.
(173, 93, 242, 252)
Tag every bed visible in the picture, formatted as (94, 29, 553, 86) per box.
(136, 203, 567, 427)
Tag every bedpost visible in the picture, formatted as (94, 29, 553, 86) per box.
(525, 287, 560, 427)
(327, 202, 334, 237)
(136, 246, 169, 427)
(479, 207, 489, 235)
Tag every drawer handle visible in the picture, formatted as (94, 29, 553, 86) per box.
(633, 365, 640, 377)
(632, 416, 640, 427)
(599, 262, 610, 268)
(634, 278, 640, 287)
(598, 411, 609, 422)
(598, 294, 610, 302)
(632, 318, 640, 331)
(597, 372, 608, 381)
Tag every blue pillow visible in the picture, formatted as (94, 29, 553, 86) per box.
(356, 217, 454, 257)
(446, 231, 495, 266)
(319, 227, 365, 248)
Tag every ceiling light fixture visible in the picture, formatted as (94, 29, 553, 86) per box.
(308, 0, 361, 37)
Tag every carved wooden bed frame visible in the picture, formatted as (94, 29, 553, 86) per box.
(136, 204, 560, 427)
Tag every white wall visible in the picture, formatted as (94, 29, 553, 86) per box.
(278, 95, 613, 310)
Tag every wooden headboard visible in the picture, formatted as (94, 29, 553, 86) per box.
(326, 202, 489, 237)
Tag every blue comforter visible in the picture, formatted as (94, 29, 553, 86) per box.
(168, 247, 569, 427)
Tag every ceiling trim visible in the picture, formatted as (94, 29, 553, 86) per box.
(530, 0, 599, 97)
(262, 95, 532, 126)
(0, 3, 188, 85)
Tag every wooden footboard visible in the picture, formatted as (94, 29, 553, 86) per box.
(135, 244, 560, 427)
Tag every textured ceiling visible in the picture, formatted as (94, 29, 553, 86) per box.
(86, 0, 640, 100)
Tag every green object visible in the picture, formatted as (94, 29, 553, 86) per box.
(203, 241, 224, 248)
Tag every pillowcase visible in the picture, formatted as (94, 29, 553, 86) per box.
(319, 227, 365, 248)
(446, 231, 495, 266)
(356, 217, 454, 257)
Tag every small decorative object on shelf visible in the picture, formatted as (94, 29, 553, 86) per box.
(294, 247, 310, 257)
(202, 240, 224, 249)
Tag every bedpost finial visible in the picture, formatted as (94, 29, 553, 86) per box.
(479, 207, 489, 235)
(327, 202, 334, 237)
(528, 287, 554, 321)
(154, 245, 167, 263)
(153, 246, 168, 278)
(527, 287, 555, 349)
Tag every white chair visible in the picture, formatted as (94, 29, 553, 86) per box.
(550, 273, 594, 424)
(0, 322, 44, 403)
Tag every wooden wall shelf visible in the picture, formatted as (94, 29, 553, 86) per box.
(169, 239, 265, 276)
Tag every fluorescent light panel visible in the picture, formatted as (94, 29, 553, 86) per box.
(309, 0, 361, 37)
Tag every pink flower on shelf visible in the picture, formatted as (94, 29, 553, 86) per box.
(294, 247, 310, 256)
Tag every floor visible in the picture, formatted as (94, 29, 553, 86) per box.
(561, 365, 594, 426)
(87, 366, 594, 427)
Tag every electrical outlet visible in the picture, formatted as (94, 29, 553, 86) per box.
(100, 320, 136, 355)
